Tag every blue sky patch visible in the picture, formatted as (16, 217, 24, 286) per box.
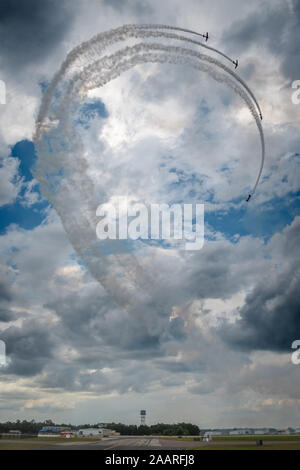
(0, 139, 49, 234)
(75, 99, 108, 128)
(11, 140, 36, 182)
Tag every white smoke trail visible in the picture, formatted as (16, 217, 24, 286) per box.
(36, 26, 264, 196)
(36, 25, 263, 128)
(136, 29, 263, 122)
(136, 24, 235, 64)
(34, 26, 265, 317)
(137, 23, 209, 38)
(45, 34, 264, 196)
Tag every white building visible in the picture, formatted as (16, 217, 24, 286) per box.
(276, 429, 290, 435)
(229, 430, 251, 435)
(204, 431, 224, 437)
(102, 429, 120, 437)
(78, 428, 103, 437)
(254, 429, 271, 435)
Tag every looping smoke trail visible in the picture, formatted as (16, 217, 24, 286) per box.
(137, 29, 263, 122)
(137, 23, 209, 38)
(34, 25, 265, 319)
(36, 26, 265, 194)
(135, 24, 236, 65)
(37, 25, 263, 128)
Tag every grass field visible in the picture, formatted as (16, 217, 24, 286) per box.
(1, 435, 299, 450)
(35, 436, 101, 442)
(164, 434, 300, 442)
(0, 436, 102, 449)
(193, 443, 300, 450)
(162, 436, 201, 442)
(0, 442, 52, 450)
(0, 436, 102, 442)
(212, 434, 300, 442)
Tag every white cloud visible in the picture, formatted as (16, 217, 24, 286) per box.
(0, 154, 21, 207)
(0, 86, 38, 146)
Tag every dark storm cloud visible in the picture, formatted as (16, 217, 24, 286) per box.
(0, 279, 12, 302)
(103, 0, 153, 16)
(1, 320, 54, 376)
(0, 0, 74, 72)
(45, 289, 162, 353)
(223, 0, 300, 80)
(0, 273, 16, 322)
(182, 240, 261, 301)
(44, 280, 188, 360)
(188, 383, 216, 395)
(218, 217, 300, 352)
(156, 361, 191, 373)
(168, 317, 186, 341)
(36, 363, 80, 390)
(0, 308, 16, 322)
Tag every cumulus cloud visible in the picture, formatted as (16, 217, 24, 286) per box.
(0, 211, 298, 417)
(2, 320, 55, 376)
(0, 155, 21, 206)
(223, 0, 300, 81)
(218, 217, 300, 352)
(0, 0, 74, 74)
(0, 266, 16, 323)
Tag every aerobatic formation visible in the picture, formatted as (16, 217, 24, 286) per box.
(33, 24, 265, 315)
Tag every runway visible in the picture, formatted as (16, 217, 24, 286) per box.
(43, 436, 201, 450)
(40, 436, 300, 450)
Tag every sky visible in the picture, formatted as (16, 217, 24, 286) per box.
(0, 0, 300, 428)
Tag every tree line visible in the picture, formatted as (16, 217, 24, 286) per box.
(102, 422, 200, 436)
(0, 419, 200, 436)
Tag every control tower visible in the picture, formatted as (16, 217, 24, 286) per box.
(140, 410, 146, 425)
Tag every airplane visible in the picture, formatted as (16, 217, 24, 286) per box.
(246, 194, 252, 202)
(204, 32, 208, 41)
(233, 59, 238, 69)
